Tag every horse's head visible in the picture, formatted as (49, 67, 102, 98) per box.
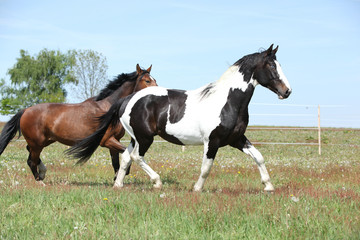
(134, 64, 158, 91)
(253, 44, 291, 99)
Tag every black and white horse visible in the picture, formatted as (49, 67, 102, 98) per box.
(68, 44, 291, 192)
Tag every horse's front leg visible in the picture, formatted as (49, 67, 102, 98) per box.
(194, 142, 218, 192)
(109, 150, 120, 181)
(232, 136, 274, 192)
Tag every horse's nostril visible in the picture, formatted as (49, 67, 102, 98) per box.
(285, 89, 292, 97)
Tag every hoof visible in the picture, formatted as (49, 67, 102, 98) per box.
(264, 182, 275, 192)
(113, 182, 124, 189)
(153, 181, 162, 189)
(38, 174, 46, 180)
(37, 181, 46, 187)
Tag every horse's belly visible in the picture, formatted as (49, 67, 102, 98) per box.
(165, 116, 218, 145)
(168, 130, 204, 145)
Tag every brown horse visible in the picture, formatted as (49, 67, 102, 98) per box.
(0, 64, 157, 183)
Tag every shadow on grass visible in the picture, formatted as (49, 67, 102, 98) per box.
(65, 175, 182, 189)
(69, 181, 113, 187)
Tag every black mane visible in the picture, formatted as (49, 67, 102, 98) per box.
(233, 52, 262, 83)
(199, 82, 216, 100)
(95, 71, 138, 101)
(233, 49, 276, 83)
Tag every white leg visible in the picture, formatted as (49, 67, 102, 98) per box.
(130, 143, 162, 189)
(194, 144, 214, 192)
(113, 143, 133, 189)
(242, 144, 274, 192)
(38, 161, 47, 180)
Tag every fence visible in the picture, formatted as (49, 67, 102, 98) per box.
(247, 104, 322, 155)
(248, 103, 360, 155)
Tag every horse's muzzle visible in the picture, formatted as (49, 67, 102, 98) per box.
(278, 89, 292, 99)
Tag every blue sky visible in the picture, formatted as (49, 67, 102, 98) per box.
(1, 0, 359, 127)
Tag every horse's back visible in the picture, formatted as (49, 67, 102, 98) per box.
(20, 102, 102, 146)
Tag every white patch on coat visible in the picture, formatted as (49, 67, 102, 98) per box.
(275, 60, 291, 90)
(120, 87, 168, 140)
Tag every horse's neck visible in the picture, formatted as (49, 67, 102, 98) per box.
(216, 65, 257, 90)
(103, 81, 135, 105)
(197, 65, 256, 101)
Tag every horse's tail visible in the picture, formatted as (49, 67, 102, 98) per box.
(0, 110, 24, 155)
(66, 95, 131, 164)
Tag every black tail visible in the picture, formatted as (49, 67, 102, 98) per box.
(66, 96, 131, 164)
(0, 110, 24, 155)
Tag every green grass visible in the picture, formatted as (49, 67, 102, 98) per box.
(0, 126, 359, 239)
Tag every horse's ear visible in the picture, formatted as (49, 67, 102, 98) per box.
(266, 44, 274, 56)
(147, 65, 152, 73)
(136, 64, 142, 75)
(273, 45, 279, 55)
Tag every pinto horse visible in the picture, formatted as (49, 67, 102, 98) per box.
(0, 64, 157, 183)
(68, 45, 291, 192)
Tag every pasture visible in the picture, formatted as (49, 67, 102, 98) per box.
(0, 124, 359, 239)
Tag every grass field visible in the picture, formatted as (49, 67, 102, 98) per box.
(0, 125, 359, 239)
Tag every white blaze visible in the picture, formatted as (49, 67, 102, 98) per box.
(275, 60, 291, 90)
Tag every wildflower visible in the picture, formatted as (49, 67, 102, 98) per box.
(290, 195, 299, 202)
(103, 198, 108, 201)
(160, 193, 166, 198)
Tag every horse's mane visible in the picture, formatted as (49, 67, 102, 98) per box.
(233, 49, 276, 83)
(233, 52, 261, 75)
(199, 48, 277, 99)
(95, 71, 138, 101)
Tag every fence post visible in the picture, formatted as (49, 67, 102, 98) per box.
(318, 105, 321, 155)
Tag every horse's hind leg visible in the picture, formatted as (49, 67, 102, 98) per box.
(26, 145, 47, 182)
(103, 134, 129, 180)
(232, 136, 274, 192)
(131, 140, 162, 189)
(113, 142, 134, 189)
(110, 149, 132, 181)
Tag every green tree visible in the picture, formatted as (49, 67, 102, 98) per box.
(70, 49, 108, 101)
(0, 49, 76, 114)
